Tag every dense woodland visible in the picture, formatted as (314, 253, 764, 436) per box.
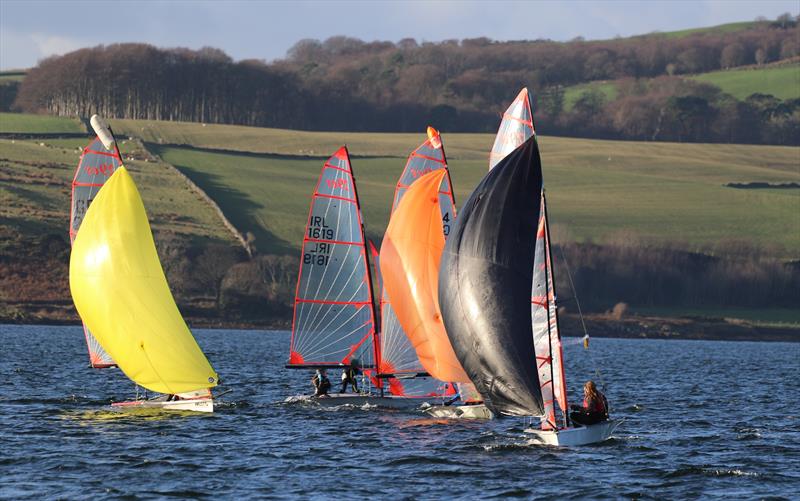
(11, 15, 800, 145)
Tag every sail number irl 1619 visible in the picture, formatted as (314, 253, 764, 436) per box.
(304, 216, 334, 266)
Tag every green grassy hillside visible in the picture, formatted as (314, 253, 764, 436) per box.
(146, 126, 800, 257)
(560, 63, 800, 111)
(0, 112, 84, 134)
(0, 137, 236, 244)
(689, 64, 800, 100)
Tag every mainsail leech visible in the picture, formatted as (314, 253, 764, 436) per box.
(70, 167, 219, 394)
(70, 137, 121, 368)
(289, 147, 378, 370)
(439, 136, 545, 416)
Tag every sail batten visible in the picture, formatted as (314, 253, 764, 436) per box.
(69, 167, 218, 394)
(70, 137, 121, 368)
(289, 147, 378, 370)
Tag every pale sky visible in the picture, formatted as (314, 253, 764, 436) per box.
(1, 0, 797, 70)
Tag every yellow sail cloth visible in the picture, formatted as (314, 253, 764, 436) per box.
(380, 170, 470, 383)
(70, 167, 218, 394)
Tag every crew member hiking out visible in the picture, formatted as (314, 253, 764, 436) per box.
(569, 380, 609, 426)
(311, 369, 331, 397)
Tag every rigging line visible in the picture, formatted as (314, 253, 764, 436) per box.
(557, 243, 608, 393)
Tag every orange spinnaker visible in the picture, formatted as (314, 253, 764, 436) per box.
(380, 169, 470, 383)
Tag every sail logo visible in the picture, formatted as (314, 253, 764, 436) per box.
(410, 167, 434, 179)
(326, 178, 349, 190)
(85, 163, 115, 177)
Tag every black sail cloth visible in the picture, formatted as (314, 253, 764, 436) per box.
(438, 136, 544, 416)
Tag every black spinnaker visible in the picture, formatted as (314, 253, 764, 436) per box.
(438, 136, 544, 417)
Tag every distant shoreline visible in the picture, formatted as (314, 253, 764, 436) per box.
(2, 313, 798, 343)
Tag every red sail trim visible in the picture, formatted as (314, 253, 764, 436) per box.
(322, 163, 351, 173)
(289, 146, 380, 371)
(502, 112, 533, 127)
(314, 193, 357, 203)
(303, 238, 363, 246)
(295, 298, 372, 305)
(410, 152, 446, 164)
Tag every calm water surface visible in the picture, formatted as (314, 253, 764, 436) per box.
(1, 325, 798, 499)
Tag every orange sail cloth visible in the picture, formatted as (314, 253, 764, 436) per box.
(379, 169, 470, 383)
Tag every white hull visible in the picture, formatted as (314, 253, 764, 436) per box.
(425, 403, 494, 420)
(111, 397, 214, 413)
(524, 419, 622, 446)
(284, 393, 433, 409)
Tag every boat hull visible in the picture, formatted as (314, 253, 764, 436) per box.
(111, 397, 214, 413)
(284, 393, 433, 409)
(524, 418, 622, 446)
(425, 403, 494, 419)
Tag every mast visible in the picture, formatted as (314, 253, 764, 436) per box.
(543, 191, 569, 427)
(541, 193, 558, 430)
(345, 147, 382, 378)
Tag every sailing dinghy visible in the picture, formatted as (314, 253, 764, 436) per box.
(437, 89, 621, 444)
(69, 117, 219, 413)
(376, 127, 460, 402)
(69, 115, 122, 368)
(286, 146, 425, 409)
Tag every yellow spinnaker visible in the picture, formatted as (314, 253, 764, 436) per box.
(70, 167, 218, 394)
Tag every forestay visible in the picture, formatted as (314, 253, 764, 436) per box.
(289, 147, 378, 369)
(379, 127, 458, 397)
(488, 88, 535, 170)
(69, 167, 219, 394)
(70, 137, 121, 368)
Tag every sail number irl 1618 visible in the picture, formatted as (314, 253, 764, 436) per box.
(304, 216, 334, 266)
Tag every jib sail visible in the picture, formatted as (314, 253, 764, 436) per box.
(288, 147, 378, 370)
(70, 137, 120, 368)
